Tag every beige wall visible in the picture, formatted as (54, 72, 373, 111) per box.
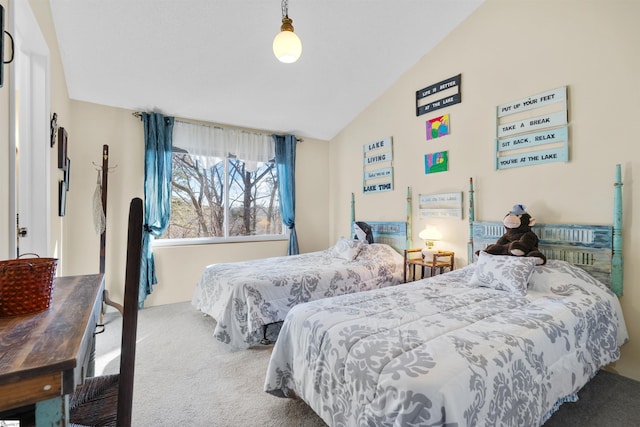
(14, 3, 330, 308)
(8, 0, 639, 381)
(330, 0, 640, 380)
(63, 101, 330, 307)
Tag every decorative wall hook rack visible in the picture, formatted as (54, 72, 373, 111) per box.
(92, 161, 118, 172)
(95, 144, 124, 315)
(50, 113, 58, 147)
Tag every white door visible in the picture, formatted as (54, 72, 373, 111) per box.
(9, 0, 50, 257)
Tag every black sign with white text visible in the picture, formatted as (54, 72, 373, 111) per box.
(416, 74, 462, 116)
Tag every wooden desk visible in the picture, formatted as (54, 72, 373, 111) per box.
(0, 274, 104, 425)
(404, 249, 454, 282)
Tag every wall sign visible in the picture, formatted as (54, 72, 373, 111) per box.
(419, 192, 463, 219)
(364, 167, 392, 180)
(497, 146, 568, 170)
(497, 87, 566, 117)
(497, 111, 566, 138)
(498, 127, 568, 152)
(363, 137, 394, 194)
(416, 74, 461, 116)
(495, 86, 568, 170)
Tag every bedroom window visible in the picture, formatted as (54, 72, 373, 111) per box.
(155, 121, 285, 244)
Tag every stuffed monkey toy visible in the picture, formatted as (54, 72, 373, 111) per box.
(483, 204, 546, 265)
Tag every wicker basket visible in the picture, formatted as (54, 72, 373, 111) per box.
(0, 254, 58, 317)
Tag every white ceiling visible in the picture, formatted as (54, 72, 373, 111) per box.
(49, 0, 484, 141)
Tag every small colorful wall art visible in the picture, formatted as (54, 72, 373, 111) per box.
(426, 114, 450, 140)
(425, 151, 448, 174)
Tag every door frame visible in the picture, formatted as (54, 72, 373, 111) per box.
(8, 0, 51, 258)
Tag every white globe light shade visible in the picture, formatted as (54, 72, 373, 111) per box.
(273, 30, 302, 63)
(419, 226, 442, 241)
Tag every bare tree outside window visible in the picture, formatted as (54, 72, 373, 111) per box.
(160, 152, 283, 240)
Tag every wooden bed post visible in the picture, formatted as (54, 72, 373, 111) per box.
(467, 177, 475, 264)
(350, 192, 355, 238)
(612, 164, 623, 296)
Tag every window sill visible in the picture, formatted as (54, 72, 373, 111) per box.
(152, 235, 289, 247)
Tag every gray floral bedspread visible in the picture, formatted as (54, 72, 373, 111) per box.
(192, 243, 403, 350)
(264, 260, 628, 426)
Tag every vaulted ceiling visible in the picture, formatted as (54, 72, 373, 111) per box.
(49, 0, 484, 140)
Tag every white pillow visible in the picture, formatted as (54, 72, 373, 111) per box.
(329, 237, 364, 261)
(469, 251, 538, 296)
(354, 226, 369, 244)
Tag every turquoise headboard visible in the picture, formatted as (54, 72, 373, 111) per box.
(368, 221, 409, 254)
(350, 187, 412, 254)
(472, 221, 615, 289)
(469, 164, 623, 296)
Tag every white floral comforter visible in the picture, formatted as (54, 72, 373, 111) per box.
(264, 260, 628, 427)
(192, 243, 403, 350)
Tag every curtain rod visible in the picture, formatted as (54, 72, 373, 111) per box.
(131, 111, 303, 142)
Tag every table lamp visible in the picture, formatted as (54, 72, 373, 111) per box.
(419, 226, 442, 256)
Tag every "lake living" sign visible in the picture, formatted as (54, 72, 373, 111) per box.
(363, 137, 394, 194)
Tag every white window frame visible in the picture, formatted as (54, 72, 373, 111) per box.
(154, 122, 287, 247)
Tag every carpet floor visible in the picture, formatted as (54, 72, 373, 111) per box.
(96, 301, 640, 426)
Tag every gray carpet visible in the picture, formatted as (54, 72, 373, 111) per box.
(96, 301, 640, 427)
(97, 302, 325, 427)
(544, 369, 640, 426)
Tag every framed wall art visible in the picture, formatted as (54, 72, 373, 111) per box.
(58, 180, 67, 216)
(64, 157, 71, 190)
(58, 127, 68, 170)
(426, 114, 450, 140)
(424, 151, 448, 174)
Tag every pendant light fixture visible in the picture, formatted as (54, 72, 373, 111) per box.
(273, 0, 302, 63)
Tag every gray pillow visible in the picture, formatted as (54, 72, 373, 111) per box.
(469, 251, 538, 296)
(329, 237, 364, 261)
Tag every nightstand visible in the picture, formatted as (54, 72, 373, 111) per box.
(403, 248, 455, 283)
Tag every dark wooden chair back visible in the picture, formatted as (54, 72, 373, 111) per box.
(117, 197, 143, 426)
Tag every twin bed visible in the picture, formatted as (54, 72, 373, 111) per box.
(192, 239, 405, 350)
(263, 257, 626, 426)
(191, 166, 627, 426)
(192, 191, 412, 350)
(262, 166, 627, 426)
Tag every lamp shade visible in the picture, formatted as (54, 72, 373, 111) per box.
(273, 30, 302, 63)
(419, 226, 442, 242)
(419, 226, 442, 252)
(419, 225, 442, 249)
